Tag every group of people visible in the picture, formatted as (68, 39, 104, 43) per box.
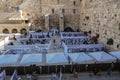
(51, 72, 62, 80)
(20, 38, 50, 45)
(29, 33, 50, 39)
(16, 72, 61, 80)
(67, 48, 90, 53)
(18, 29, 105, 53)
(61, 32, 84, 38)
(62, 38, 92, 45)
(29, 29, 61, 39)
(16, 73, 37, 80)
(60, 32, 105, 53)
(7, 49, 26, 54)
(51, 73, 57, 80)
(92, 67, 112, 77)
(49, 29, 60, 36)
(20, 29, 61, 45)
(26, 72, 38, 80)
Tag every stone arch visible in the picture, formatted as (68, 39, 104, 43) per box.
(64, 27, 74, 32)
(20, 28, 27, 34)
(3, 28, 9, 34)
(12, 29, 18, 33)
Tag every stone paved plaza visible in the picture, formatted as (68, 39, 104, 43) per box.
(5, 71, 120, 80)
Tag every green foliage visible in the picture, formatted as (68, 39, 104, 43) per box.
(107, 38, 114, 45)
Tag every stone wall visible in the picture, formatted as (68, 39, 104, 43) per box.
(0, 0, 81, 31)
(19, 0, 80, 31)
(0, 0, 24, 11)
(79, 0, 120, 51)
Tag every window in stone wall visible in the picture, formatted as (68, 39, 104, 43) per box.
(52, 9, 54, 13)
(117, 44, 119, 48)
(80, 0, 82, 2)
(25, 20, 29, 23)
(73, 1, 76, 6)
(73, 9, 76, 14)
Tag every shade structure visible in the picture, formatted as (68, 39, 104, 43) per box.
(109, 51, 120, 59)
(0, 54, 20, 67)
(69, 52, 96, 64)
(89, 51, 116, 63)
(20, 54, 42, 66)
(46, 52, 68, 65)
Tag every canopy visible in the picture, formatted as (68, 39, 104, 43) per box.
(0, 54, 20, 67)
(69, 52, 95, 64)
(109, 51, 120, 59)
(46, 52, 68, 65)
(20, 54, 42, 66)
(89, 51, 116, 63)
(67, 44, 104, 49)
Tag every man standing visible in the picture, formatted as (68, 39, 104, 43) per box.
(107, 68, 111, 77)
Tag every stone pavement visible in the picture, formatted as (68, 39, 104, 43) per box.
(5, 71, 120, 80)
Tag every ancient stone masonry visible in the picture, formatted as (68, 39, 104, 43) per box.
(18, 0, 81, 31)
(79, 0, 120, 50)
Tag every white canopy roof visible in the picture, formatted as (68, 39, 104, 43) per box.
(69, 52, 95, 64)
(109, 51, 120, 59)
(89, 51, 116, 63)
(0, 54, 20, 67)
(46, 52, 68, 65)
(20, 54, 42, 66)
(67, 44, 104, 49)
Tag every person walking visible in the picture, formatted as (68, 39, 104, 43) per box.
(52, 73, 57, 80)
(107, 68, 111, 77)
